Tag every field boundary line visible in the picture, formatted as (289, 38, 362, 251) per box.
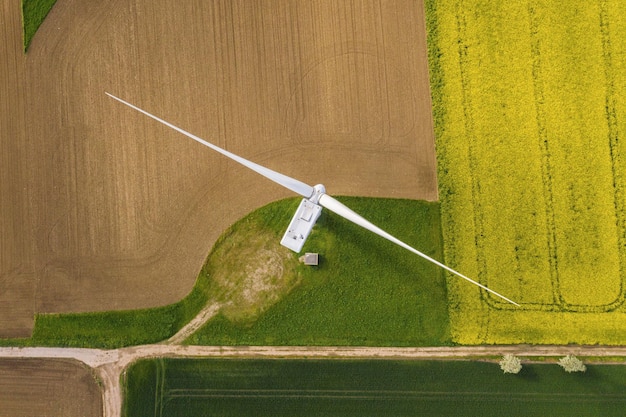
(164, 387, 626, 400)
(527, 3, 561, 309)
(600, 0, 626, 311)
(154, 359, 165, 417)
(453, 0, 490, 320)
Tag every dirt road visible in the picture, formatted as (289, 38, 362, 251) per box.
(2, 344, 626, 417)
(165, 302, 222, 344)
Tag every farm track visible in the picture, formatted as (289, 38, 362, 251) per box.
(2, 343, 626, 417)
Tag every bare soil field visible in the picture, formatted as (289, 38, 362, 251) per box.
(0, 358, 102, 416)
(0, 1, 34, 337)
(0, 0, 436, 333)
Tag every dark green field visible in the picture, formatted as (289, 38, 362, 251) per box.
(124, 358, 626, 417)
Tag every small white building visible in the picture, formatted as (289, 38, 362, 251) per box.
(300, 253, 319, 266)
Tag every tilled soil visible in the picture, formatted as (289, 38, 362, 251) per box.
(1, 0, 437, 330)
(0, 358, 102, 417)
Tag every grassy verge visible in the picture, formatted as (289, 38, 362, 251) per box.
(123, 358, 626, 417)
(0, 285, 207, 349)
(0, 197, 448, 348)
(22, 0, 58, 51)
(427, 0, 626, 344)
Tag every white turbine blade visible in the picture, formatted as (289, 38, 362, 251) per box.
(106, 92, 315, 198)
(318, 194, 520, 306)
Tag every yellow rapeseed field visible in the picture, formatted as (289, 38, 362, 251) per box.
(428, 0, 626, 344)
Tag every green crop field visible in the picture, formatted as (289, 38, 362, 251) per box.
(123, 358, 626, 417)
(428, 0, 626, 344)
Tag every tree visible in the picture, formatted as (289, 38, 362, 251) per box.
(558, 355, 586, 373)
(499, 354, 522, 374)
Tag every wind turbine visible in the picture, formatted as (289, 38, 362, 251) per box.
(106, 92, 519, 306)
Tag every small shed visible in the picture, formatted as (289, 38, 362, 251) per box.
(300, 252, 319, 266)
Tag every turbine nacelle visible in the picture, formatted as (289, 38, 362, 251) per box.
(279, 185, 327, 252)
(308, 184, 326, 204)
(280, 198, 322, 252)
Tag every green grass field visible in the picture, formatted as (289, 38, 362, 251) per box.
(0, 291, 207, 348)
(427, 0, 626, 344)
(21, 0, 58, 50)
(187, 197, 450, 346)
(123, 358, 626, 417)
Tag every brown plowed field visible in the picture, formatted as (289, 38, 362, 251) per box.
(1, 0, 436, 334)
(0, 358, 102, 416)
(0, 0, 33, 337)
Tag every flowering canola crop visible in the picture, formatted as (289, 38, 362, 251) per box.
(428, 0, 626, 344)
